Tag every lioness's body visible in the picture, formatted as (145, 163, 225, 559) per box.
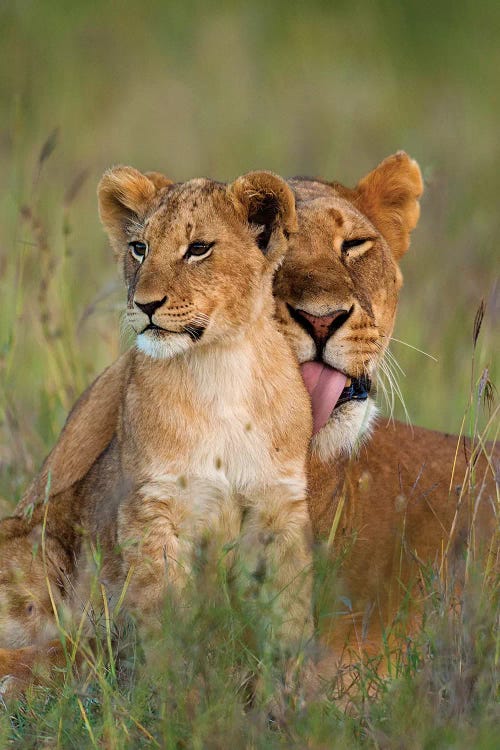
(278, 156, 497, 673)
(309, 420, 497, 668)
(1, 415, 495, 685)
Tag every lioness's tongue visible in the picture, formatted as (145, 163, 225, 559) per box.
(300, 362, 347, 435)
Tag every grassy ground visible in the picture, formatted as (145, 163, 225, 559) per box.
(0, 0, 498, 746)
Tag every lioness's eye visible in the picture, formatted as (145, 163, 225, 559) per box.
(184, 241, 215, 262)
(341, 238, 373, 255)
(128, 240, 149, 263)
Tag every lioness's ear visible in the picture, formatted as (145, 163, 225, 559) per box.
(98, 166, 172, 255)
(355, 151, 423, 259)
(229, 171, 298, 260)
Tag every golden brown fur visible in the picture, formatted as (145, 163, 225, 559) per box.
(277, 153, 497, 685)
(0, 153, 497, 694)
(276, 151, 423, 458)
(98, 167, 313, 644)
(308, 423, 497, 692)
(0, 168, 315, 687)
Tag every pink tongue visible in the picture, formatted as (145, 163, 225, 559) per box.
(300, 362, 347, 435)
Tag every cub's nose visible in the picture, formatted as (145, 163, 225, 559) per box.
(135, 296, 168, 319)
(291, 306, 352, 345)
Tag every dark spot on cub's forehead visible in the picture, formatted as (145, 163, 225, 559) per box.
(148, 181, 233, 242)
(160, 180, 226, 213)
(327, 208, 344, 226)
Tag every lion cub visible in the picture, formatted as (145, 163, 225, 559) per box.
(97, 167, 314, 646)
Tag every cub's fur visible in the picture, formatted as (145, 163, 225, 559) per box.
(0, 168, 315, 683)
(96, 166, 313, 642)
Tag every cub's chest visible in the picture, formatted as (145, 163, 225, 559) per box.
(124, 353, 278, 488)
(155, 395, 274, 487)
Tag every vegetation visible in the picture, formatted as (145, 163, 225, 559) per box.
(0, 1, 498, 746)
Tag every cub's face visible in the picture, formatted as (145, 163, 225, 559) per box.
(274, 153, 423, 455)
(98, 169, 297, 360)
(0, 533, 65, 649)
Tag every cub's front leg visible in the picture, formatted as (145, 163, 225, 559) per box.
(117, 477, 240, 635)
(238, 481, 314, 649)
(117, 485, 191, 633)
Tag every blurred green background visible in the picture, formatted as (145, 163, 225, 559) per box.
(0, 0, 498, 501)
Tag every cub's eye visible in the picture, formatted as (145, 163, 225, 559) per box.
(184, 241, 215, 262)
(341, 238, 373, 255)
(128, 240, 149, 263)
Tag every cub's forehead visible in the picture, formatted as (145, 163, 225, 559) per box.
(144, 178, 233, 236)
(143, 178, 231, 236)
(143, 178, 236, 240)
(159, 178, 227, 214)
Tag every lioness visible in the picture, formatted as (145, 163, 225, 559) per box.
(1, 153, 497, 690)
(275, 153, 498, 681)
(0, 168, 315, 680)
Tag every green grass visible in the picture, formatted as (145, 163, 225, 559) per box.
(0, 534, 497, 749)
(0, 0, 498, 746)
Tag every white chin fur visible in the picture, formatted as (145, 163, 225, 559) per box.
(310, 398, 378, 461)
(136, 332, 192, 360)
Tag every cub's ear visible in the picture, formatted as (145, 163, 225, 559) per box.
(98, 166, 172, 255)
(0, 516, 30, 542)
(229, 171, 298, 261)
(144, 171, 174, 191)
(355, 151, 423, 259)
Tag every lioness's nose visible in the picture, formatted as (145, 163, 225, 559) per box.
(292, 307, 352, 343)
(135, 296, 167, 319)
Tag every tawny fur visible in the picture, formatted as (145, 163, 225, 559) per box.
(0, 153, 497, 694)
(0, 168, 315, 685)
(96, 167, 313, 644)
(278, 153, 497, 685)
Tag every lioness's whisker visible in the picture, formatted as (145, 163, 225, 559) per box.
(382, 353, 413, 427)
(372, 346, 394, 419)
(386, 336, 438, 362)
(376, 366, 394, 420)
(384, 347, 406, 378)
(378, 361, 396, 420)
(373, 339, 412, 424)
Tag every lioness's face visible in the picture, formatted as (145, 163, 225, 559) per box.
(274, 153, 423, 454)
(276, 185, 400, 376)
(98, 169, 297, 360)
